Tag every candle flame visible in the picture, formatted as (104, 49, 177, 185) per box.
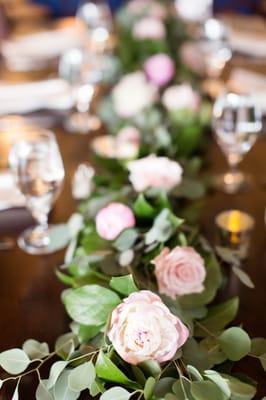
(228, 210, 241, 244)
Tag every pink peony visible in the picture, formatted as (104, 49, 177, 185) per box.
(95, 202, 136, 241)
(133, 17, 166, 41)
(112, 72, 157, 118)
(128, 154, 183, 192)
(144, 53, 175, 87)
(162, 83, 201, 112)
(108, 290, 189, 365)
(152, 247, 206, 299)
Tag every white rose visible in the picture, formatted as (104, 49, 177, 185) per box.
(128, 154, 183, 192)
(133, 17, 166, 40)
(112, 72, 157, 118)
(162, 84, 201, 112)
(72, 164, 95, 200)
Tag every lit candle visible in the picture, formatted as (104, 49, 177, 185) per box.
(215, 209, 255, 258)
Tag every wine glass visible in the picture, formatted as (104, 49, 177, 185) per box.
(213, 92, 262, 194)
(76, 0, 113, 54)
(9, 128, 65, 254)
(59, 48, 104, 134)
(200, 19, 232, 79)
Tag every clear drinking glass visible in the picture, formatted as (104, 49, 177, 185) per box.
(213, 92, 262, 194)
(76, 0, 113, 54)
(9, 129, 65, 254)
(59, 48, 104, 134)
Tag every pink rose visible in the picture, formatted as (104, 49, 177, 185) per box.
(180, 42, 205, 76)
(108, 290, 189, 365)
(162, 84, 201, 112)
(96, 202, 136, 240)
(133, 17, 166, 41)
(128, 154, 183, 192)
(117, 126, 140, 145)
(144, 54, 175, 87)
(152, 247, 206, 299)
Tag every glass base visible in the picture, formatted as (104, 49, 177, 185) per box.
(64, 112, 101, 134)
(214, 171, 251, 194)
(18, 225, 55, 255)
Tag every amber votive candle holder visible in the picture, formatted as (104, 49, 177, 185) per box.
(215, 210, 255, 259)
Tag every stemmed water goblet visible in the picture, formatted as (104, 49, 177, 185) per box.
(212, 92, 262, 194)
(200, 18, 232, 79)
(59, 48, 105, 134)
(9, 128, 65, 254)
(76, 0, 113, 54)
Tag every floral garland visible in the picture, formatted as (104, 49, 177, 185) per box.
(0, 1, 265, 399)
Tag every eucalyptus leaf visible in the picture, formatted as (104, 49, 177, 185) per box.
(0, 348, 30, 374)
(187, 365, 203, 381)
(22, 339, 49, 360)
(53, 370, 80, 400)
(195, 297, 239, 337)
(154, 378, 176, 398)
(219, 328, 251, 361)
(173, 377, 194, 400)
(144, 377, 156, 400)
(190, 380, 225, 400)
(232, 266, 255, 289)
(47, 361, 68, 389)
(221, 374, 256, 400)
(100, 387, 131, 400)
(68, 361, 96, 392)
(63, 285, 121, 326)
(204, 370, 231, 398)
(250, 338, 266, 356)
(182, 338, 211, 371)
(110, 275, 138, 296)
(36, 380, 53, 400)
(55, 332, 78, 360)
(113, 229, 139, 252)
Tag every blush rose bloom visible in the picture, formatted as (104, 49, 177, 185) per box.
(112, 72, 157, 118)
(128, 154, 183, 192)
(144, 53, 175, 87)
(95, 202, 136, 241)
(108, 290, 189, 365)
(152, 247, 206, 299)
(117, 126, 141, 146)
(162, 83, 201, 112)
(133, 17, 166, 41)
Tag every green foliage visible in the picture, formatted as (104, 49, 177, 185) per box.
(219, 328, 251, 361)
(63, 285, 121, 326)
(110, 275, 138, 296)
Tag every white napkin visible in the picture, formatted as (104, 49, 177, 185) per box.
(1, 24, 84, 71)
(0, 79, 73, 114)
(0, 172, 25, 211)
(229, 31, 266, 58)
(228, 68, 266, 114)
